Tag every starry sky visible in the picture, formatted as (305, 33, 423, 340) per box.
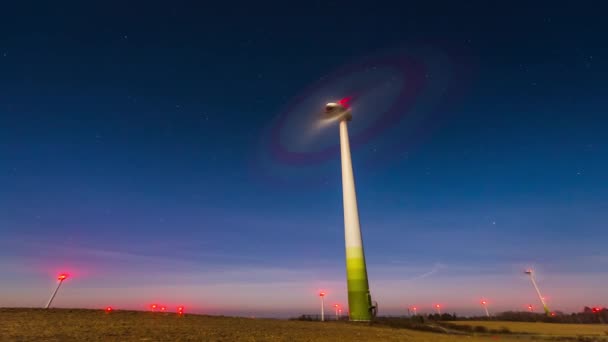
(1, 2, 607, 317)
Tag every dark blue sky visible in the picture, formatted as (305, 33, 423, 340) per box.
(1, 2, 606, 316)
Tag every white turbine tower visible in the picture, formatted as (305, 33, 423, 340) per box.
(321, 98, 376, 321)
(524, 269, 550, 316)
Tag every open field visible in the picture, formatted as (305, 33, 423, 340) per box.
(449, 321, 608, 337)
(0, 308, 510, 342)
(1, 308, 607, 341)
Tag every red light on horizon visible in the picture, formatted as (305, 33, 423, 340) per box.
(481, 301, 487, 305)
(105, 306, 113, 313)
(57, 273, 69, 281)
(160, 306, 167, 312)
(319, 292, 326, 297)
(151, 304, 158, 310)
(435, 304, 440, 308)
(177, 306, 185, 315)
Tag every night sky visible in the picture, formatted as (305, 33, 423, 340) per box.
(1, 2, 606, 317)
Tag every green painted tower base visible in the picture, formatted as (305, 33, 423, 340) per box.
(346, 247, 373, 320)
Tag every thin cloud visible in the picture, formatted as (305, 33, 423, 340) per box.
(405, 262, 446, 281)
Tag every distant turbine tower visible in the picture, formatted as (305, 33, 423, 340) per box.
(524, 269, 550, 316)
(319, 291, 326, 322)
(45, 273, 69, 309)
(322, 98, 376, 321)
(481, 300, 490, 318)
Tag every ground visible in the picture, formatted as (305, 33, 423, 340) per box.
(450, 320, 608, 337)
(0, 308, 606, 341)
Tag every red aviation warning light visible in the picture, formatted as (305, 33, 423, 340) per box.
(319, 292, 326, 297)
(338, 96, 352, 108)
(177, 306, 185, 315)
(105, 306, 113, 313)
(150, 304, 158, 311)
(57, 273, 69, 281)
(160, 306, 167, 312)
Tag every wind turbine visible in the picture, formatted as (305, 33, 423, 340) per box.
(319, 291, 326, 321)
(524, 269, 550, 316)
(45, 273, 69, 309)
(481, 300, 490, 318)
(321, 98, 376, 321)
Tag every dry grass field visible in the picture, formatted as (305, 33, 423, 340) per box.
(0, 308, 606, 341)
(450, 320, 608, 337)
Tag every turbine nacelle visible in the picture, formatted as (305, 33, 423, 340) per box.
(322, 98, 352, 122)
